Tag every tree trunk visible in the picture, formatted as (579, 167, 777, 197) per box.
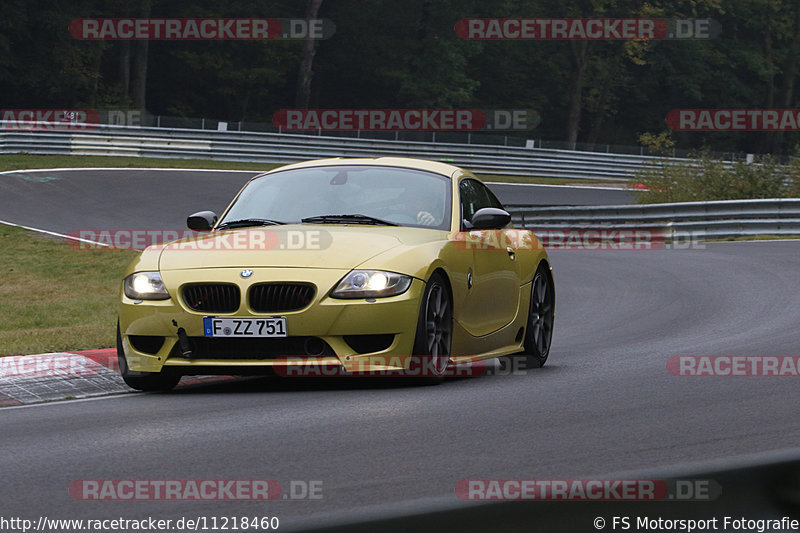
(131, 0, 151, 113)
(765, 32, 774, 108)
(586, 75, 613, 148)
(761, 30, 773, 154)
(295, 0, 324, 109)
(771, 5, 800, 154)
(566, 40, 589, 149)
(90, 49, 102, 106)
(119, 40, 130, 102)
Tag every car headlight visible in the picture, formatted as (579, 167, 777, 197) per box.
(330, 270, 412, 299)
(124, 272, 171, 300)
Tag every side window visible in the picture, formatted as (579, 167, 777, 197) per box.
(460, 178, 499, 225)
(480, 182, 504, 210)
(459, 179, 482, 223)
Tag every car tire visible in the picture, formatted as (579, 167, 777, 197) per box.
(519, 263, 555, 369)
(117, 320, 181, 392)
(411, 272, 453, 384)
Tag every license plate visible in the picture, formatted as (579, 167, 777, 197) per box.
(204, 317, 287, 338)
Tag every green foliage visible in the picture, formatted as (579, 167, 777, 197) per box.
(638, 131, 676, 156)
(633, 151, 800, 203)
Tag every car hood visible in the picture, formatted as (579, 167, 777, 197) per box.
(156, 224, 442, 271)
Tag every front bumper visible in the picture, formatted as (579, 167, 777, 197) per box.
(119, 267, 424, 374)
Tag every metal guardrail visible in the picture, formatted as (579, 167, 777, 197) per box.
(96, 110, 752, 160)
(0, 123, 690, 181)
(506, 198, 800, 240)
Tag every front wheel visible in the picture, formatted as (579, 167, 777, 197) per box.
(117, 321, 180, 392)
(520, 264, 554, 369)
(411, 272, 453, 383)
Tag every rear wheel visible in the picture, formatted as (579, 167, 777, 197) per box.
(412, 272, 453, 383)
(520, 264, 554, 369)
(117, 321, 180, 392)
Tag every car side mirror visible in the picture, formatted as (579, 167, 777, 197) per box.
(470, 207, 511, 230)
(187, 211, 218, 231)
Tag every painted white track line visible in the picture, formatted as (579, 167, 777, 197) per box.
(0, 392, 136, 410)
(0, 167, 260, 244)
(0, 219, 110, 246)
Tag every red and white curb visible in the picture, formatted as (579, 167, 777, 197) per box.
(0, 349, 233, 406)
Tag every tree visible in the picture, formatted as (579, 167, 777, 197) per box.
(295, 0, 324, 108)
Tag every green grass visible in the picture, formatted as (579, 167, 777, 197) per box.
(0, 224, 138, 356)
(0, 154, 614, 185)
(0, 154, 282, 172)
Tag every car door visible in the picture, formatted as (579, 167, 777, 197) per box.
(457, 178, 521, 336)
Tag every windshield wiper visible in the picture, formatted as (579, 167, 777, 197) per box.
(216, 218, 285, 229)
(301, 214, 398, 226)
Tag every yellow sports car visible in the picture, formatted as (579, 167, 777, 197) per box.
(117, 157, 554, 390)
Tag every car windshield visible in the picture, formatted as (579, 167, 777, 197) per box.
(218, 165, 452, 230)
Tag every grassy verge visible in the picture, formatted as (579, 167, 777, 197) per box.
(0, 224, 137, 356)
(0, 154, 613, 185)
(0, 154, 282, 173)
